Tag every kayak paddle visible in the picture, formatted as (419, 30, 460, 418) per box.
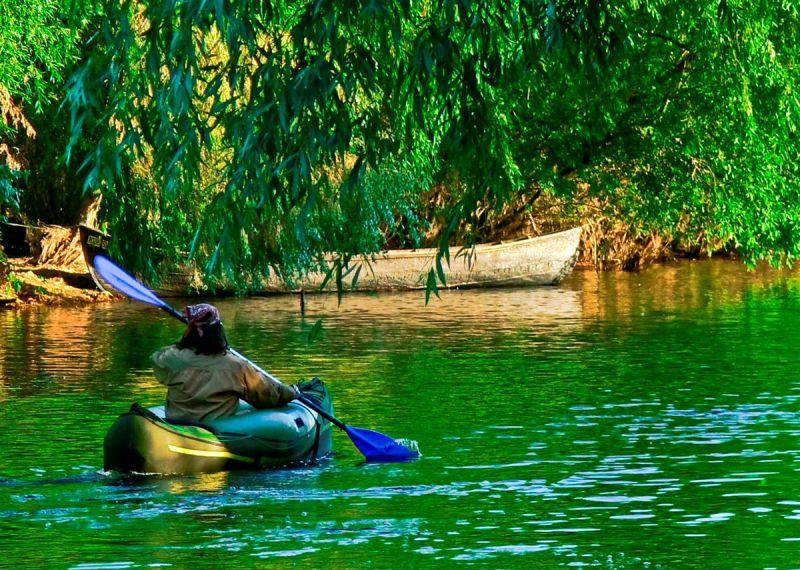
(92, 254, 420, 462)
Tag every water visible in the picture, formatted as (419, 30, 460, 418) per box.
(2, 259, 800, 568)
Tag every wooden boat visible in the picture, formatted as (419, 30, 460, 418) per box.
(79, 224, 112, 291)
(80, 225, 582, 295)
(290, 226, 583, 292)
(80, 224, 207, 295)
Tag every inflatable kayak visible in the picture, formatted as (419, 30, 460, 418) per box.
(103, 378, 333, 474)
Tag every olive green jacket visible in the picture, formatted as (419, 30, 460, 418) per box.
(152, 345, 295, 422)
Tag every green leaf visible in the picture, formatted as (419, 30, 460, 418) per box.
(425, 268, 439, 305)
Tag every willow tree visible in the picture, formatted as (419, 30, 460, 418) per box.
(509, 1, 800, 267)
(62, 1, 615, 285)
(67, 0, 800, 287)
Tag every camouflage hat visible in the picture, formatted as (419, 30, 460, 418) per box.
(183, 303, 221, 337)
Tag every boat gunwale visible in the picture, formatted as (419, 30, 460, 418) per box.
(358, 227, 583, 261)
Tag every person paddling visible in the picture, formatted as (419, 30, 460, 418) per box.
(152, 303, 298, 422)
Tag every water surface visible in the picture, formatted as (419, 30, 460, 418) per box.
(2, 260, 800, 568)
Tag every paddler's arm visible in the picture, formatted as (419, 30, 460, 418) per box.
(239, 360, 297, 408)
(151, 346, 177, 384)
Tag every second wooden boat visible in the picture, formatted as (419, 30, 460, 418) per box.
(80, 226, 582, 295)
(289, 226, 582, 292)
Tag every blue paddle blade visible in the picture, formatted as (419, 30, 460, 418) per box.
(93, 255, 168, 309)
(344, 425, 420, 462)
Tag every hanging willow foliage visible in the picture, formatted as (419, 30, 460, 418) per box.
(64, 0, 800, 288)
(64, 0, 637, 286)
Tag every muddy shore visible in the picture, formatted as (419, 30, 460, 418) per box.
(0, 257, 114, 308)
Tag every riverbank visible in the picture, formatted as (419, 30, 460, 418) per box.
(3, 221, 587, 307)
(0, 258, 112, 308)
(0, 218, 740, 309)
(0, 223, 113, 308)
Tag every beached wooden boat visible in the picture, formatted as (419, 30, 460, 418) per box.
(79, 224, 111, 291)
(276, 226, 583, 292)
(80, 225, 582, 295)
(80, 224, 207, 295)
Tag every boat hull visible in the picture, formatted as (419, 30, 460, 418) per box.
(81, 225, 582, 295)
(296, 226, 583, 292)
(103, 379, 333, 474)
(79, 224, 112, 291)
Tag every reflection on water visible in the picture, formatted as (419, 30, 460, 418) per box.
(2, 259, 800, 567)
(576, 258, 800, 320)
(300, 286, 583, 326)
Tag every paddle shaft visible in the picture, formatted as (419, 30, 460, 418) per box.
(160, 304, 187, 322)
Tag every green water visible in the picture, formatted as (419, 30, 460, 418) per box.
(2, 260, 800, 569)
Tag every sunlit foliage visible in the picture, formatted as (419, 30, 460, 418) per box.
(0, 0, 96, 223)
(25, 0, 800, 284)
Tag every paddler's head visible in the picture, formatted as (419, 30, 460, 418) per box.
(178, 303, 228, 355)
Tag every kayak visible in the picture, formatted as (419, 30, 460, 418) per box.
(103, 377, 333, 474)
